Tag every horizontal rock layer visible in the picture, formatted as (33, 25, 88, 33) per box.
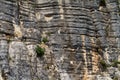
(0, 0, 120, 80)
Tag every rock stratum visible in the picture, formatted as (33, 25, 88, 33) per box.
(0, 0, 120, 80)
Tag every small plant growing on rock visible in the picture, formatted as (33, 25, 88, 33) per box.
(46, 32, 51, 36)
(99, 60, 108, 71)
(42, 37, 49, 43)
(111, 60, 120, 67)
(113, 76, 118, 80)
(35, 45, 45, 57)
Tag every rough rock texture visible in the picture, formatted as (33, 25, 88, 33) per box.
(0, 0, 120, 80)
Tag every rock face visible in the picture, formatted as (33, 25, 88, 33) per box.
(0, 0, 120, 80)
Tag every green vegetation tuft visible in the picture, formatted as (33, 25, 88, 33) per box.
(113, 76, 118, 80)
(35, 45, 45, 57)
(99, 60, 109, 71)
(42, 37, 49, 43)
(46, 32, 51, 36)
(111, 60, 120, 67)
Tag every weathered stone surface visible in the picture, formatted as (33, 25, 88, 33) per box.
(0, 0, 120, 80)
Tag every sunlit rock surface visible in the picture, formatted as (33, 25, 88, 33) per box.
(0, 0, 120, 80)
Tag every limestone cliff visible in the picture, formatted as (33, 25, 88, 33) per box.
(0, 0, 120, 80)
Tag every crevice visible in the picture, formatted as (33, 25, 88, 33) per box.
(99, 0, 106, 7)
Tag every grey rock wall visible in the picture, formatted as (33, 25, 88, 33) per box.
(0, 0, 120, 80)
